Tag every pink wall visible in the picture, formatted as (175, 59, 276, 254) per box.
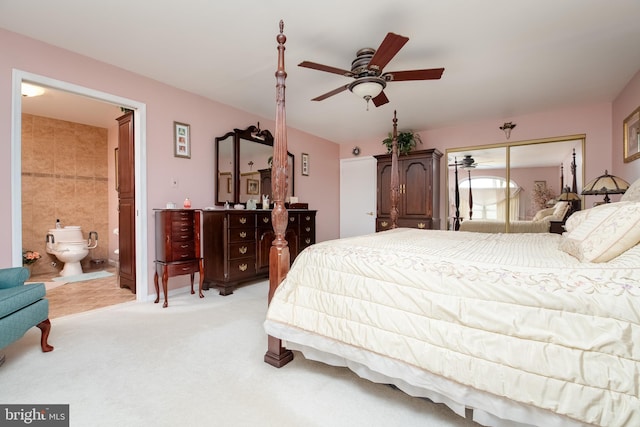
(341, 102, 616, 220)
(0, 29, 340, 296)
(612, 69, 640, 182)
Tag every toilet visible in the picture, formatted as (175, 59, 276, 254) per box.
(46, 226, 98, 277)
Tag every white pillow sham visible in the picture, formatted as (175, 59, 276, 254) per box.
(559, 201, 640, 263)
(620, 178, 640, 202)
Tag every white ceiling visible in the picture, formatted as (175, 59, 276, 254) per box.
(4, 0, 640, 144)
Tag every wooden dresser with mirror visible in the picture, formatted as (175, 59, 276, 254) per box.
(204, 124, 314, 295)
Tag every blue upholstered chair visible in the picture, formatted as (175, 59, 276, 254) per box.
(0, 267, 53, 357)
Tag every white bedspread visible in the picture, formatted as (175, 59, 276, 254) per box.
(265, 228, 640, 427)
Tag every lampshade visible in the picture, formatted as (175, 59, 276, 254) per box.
(557, 191, 581, 202)
(348, 77, 386, 101)
(581, 170, 630, 203)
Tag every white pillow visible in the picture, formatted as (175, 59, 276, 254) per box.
(532, 207, 555, 222)
(563, 209, 589, 233)
(552, 201, 569, 219)
(559, 201, 640, 262)
(620, 178, 640, 202)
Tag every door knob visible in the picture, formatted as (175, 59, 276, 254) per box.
(366, 212, 374, 216)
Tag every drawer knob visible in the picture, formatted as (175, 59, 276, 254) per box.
(263, 217, 269, 223)
(305, 238, 311, 244)
(289, 217, 294, 222)
(180, 244, 188, 248)
(239, 246, 247, 254)
(305, 216, 310, 220)
(240, 217, 247, 224)
(180, 254, 189, 258)
(305, 227, 310, 232)
(239, 231, 247, 238)
(417, 222, 426, 229)
(239, 263, 248, 272)
(381, 221, 388, 227)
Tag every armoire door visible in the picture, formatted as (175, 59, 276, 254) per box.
(117, 111, 136, 293)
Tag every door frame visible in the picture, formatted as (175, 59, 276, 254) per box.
(11, 69, 148, 302)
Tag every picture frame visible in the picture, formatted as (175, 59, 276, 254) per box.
(247, 179, 259, 195)
(623, 105, 640, 163)
(301, 153, 309, 176)
(534, 180, 546, 191)
(174, 121, 191, 159)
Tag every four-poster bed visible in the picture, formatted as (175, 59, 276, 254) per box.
(264, 21, 640, 427)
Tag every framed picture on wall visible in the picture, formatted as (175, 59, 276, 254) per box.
(623, 105, 640, 163)
(301, 153, 309, 176)
(247, 179, 259, 195)
(174, 121, 191, 159)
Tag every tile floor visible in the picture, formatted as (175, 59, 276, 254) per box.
(30, 266, 136, 319)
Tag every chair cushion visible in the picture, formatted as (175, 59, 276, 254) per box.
(0, 283, 46, 318)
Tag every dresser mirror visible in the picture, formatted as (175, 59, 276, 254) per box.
(446, 135, 585, 231)
(215, 125, 294, 206)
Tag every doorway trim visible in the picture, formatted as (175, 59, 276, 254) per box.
(11, 69, 148, 302)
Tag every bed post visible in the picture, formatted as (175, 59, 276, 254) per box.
(264, 20, 294, 368)
(390, 111, 400, 229)
(453, 160, 461, 230)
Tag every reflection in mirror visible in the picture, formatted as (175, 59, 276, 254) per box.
(446, 136, 585, 231)
(215, 125, 295, 206)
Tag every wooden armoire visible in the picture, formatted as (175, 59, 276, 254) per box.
(375, 148, 442, 231)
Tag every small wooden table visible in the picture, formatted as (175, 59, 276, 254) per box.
(154, 259, 204, 308)
(549, 220, 565, 234)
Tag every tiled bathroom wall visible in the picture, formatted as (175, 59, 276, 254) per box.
(22, 113, 110, 276)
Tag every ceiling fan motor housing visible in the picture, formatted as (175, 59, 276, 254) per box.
(351, 48, 379, 76)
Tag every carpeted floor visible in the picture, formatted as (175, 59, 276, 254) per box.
(0, 281, 477, 427)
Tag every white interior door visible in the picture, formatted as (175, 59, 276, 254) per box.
(340, 156, 377, 238)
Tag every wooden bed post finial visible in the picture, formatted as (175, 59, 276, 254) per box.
(265, 20, 294, 368)
(390, 110, 400, 229)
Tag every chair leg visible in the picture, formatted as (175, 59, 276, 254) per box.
(36, 319, 54, 352)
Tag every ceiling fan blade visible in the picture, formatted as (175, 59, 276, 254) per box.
(311, 84, 349, 101)
(383, 68, 445, 81)
(299, 61, 353, 77)
(372, 91, 389, 107)
(368, 32, 409, 72)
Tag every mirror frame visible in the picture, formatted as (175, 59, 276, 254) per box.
(215, 125, 295, 206)
(445, 134, 586, 232)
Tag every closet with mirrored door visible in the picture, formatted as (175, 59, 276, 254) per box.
(446, 135, 585, 232)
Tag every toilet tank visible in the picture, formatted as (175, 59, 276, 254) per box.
(49, 226, 84, 242)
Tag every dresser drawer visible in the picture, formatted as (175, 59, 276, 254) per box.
(228, 214, 255, 228)
(257, 213, 272, 228)
(171, 210, 194, 222)
(227, 258, 256, 280)
(165, 259, 200, 276)
(170, 240, 195, 261)
(228, 241, 256, 260)
(171, 224, 194, 241)
(228, 227, 255, 243)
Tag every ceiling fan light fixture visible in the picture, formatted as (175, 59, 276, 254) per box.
(348, 77, 386, 102)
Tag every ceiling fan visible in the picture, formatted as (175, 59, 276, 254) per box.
(460, 155, 478, 169)
(299, 32, 444, 109)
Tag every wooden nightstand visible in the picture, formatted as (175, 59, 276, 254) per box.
(549, 220, 565, 234)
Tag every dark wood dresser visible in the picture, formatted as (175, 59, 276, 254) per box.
(202, 209, 316, 295)
(375, 149, 442, 231)
(153, 209, 204, 307)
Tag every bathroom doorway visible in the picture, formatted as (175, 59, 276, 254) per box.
(12, 70, 148, 304)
